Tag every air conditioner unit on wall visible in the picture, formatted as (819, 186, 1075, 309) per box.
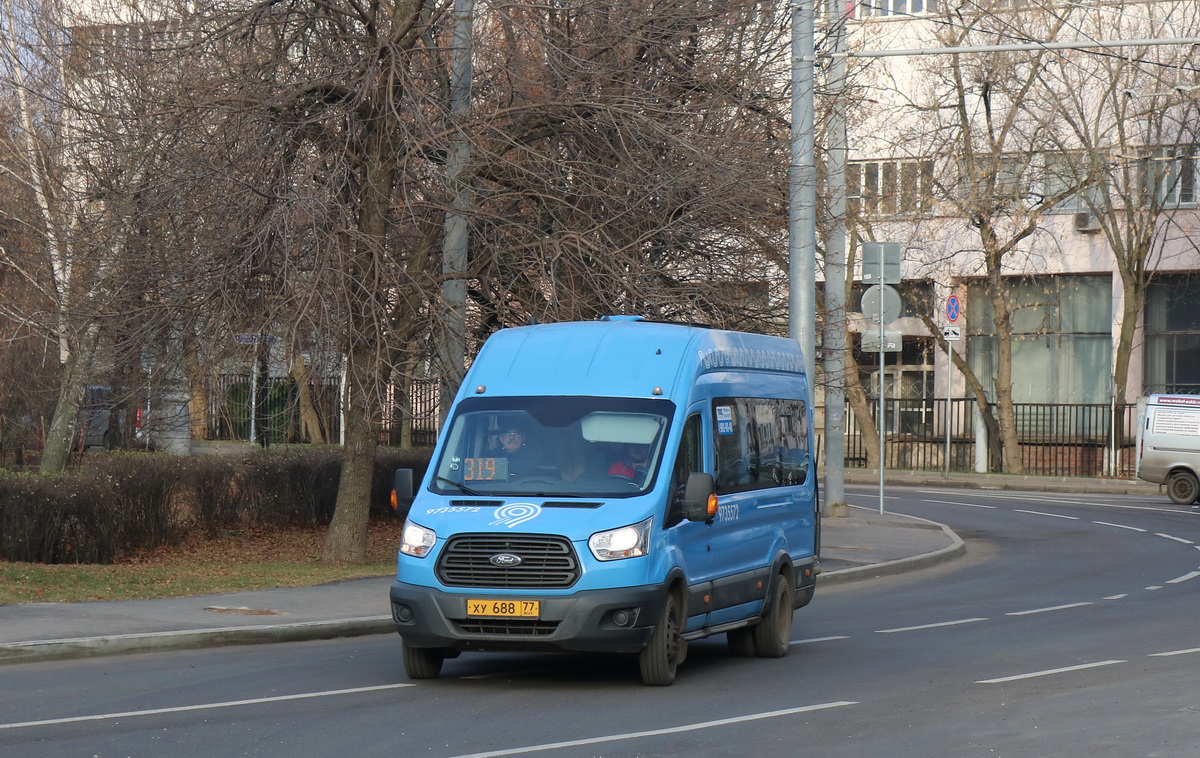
(1073, 211, 1102, 233)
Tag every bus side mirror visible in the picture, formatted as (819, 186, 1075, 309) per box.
(681, 473, 717, 522)
(391, 468, 415, 519)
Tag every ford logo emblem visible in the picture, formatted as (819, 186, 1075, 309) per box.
(489, 553, 522, 567)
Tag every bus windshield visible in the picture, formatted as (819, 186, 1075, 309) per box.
(430, 396, 674, 498)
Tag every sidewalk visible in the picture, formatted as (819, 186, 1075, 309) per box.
(0, 472, 1154, 666)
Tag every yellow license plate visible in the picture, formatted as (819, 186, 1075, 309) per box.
(466, 599, 540, 618)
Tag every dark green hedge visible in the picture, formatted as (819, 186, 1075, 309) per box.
(0, 447, 432, 564)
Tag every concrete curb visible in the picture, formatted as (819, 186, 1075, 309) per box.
(819, 512, 966, 587)
(842, 469, 1161, 496)
(0, 616, 395, 665)
(0, 515, 965, 665)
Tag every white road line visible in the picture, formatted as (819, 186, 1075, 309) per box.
(976, 660, 1125, 684)
(449, 701, 859, 758)
(1014, 509, 1079, 520)
(1006, 602, 1093, 616)
(918, 491, 1185, 515)
(1150, 647, 1200, 657)
(1156, 533, 1195, 545)
(922, 499, 997, 509)
(790, 636, 850, 645)
(0, 683, 415, 731)
(1093, 521, 1146, 532)
(1104, 594, 1127, 600)
(876, 618, 988, 634)
(1146, 586, 1163, 591)
(1166, 570, 1200, 584)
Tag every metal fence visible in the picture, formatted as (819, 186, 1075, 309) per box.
(206, 375, 440, 447)
(843, 398, 1139, 478)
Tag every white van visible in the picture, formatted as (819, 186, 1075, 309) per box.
(1135, 394, 1200, 505)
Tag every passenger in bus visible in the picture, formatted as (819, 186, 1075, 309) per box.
(608, 443, 650, 480)
(558, 434, 593, 482)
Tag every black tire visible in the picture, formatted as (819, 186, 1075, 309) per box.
(727, 627, 757, 657)
(753, 572, 794, 658)
(402, 642, 445, 680)
(639, 592, 683, 686)
(1167, 470, 1200, 505)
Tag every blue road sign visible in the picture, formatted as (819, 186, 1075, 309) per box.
(945, 295, 961, 323)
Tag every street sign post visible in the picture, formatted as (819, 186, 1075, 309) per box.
(862, 242, 901, 284)
(941, 296, 963, 476)
(862, 284, 901, 325)
(862, 330, 903, 352)
(860, 242, 902, 515)
(945, 295, 961, 323)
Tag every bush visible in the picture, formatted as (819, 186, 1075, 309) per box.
(0, 456, 180, 564)
(236, 448, 344, 525)
(0, 445, 434, 564)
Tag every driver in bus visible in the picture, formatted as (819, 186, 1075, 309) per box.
(498, 425, 531, 478)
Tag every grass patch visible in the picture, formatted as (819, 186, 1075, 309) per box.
(0, 520, 401, 604)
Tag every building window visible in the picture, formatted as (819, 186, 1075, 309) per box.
(1144, 274, 1200, 395)
(1041, 151, 1103, 213)
(966, 275, 1112, 403)
(848, 159, 934, 216)
(856, 0, 939, 18)
(1136, 147, 1198, 208)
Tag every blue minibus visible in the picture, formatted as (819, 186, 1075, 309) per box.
(390, 317, 818, 685)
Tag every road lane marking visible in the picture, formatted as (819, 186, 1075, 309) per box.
(1150, 647, 1200, 657)
(976, 660, 1125, 684)
(1104, 594, 1127, 600)
(1014, 509, 1079, 520)
(1093, 521, 1146, 532)
(922, 499, 996, 509)
(1006, 602, 1093, 616)
(1166, 570, 1200, 584)
(0, 684, 415, 731)
(876, 618, 988, 634)
(791, 636, 850, 645)
(448, 701, 859, 758)
(1156, 533, 1195, 545)
(918, 491, 1186, 515)
(1146, 586, 1163, 591)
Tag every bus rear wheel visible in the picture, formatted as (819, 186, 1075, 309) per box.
(753, 573, 794, 658)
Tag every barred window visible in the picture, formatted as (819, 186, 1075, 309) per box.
(856, 0, 939, 19)
(848, 159, 935, 216)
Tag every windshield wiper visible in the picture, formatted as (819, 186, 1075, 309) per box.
(434, 476, 485, 496)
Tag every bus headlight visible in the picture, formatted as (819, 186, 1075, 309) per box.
(400, 521, 436, 558)
(589, 518, 652, 561)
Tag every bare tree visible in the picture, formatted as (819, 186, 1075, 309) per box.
(1035, 4, 1200, 409)
(853, 8, 1095, 473)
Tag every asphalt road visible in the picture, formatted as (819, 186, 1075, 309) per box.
(3, 486, 1198, 758)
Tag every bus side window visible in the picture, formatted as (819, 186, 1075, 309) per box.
(666, 414, 703, 527)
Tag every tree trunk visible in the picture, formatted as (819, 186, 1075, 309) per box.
(292, 352, 327, 444)
(39, 325, 99, 473)
(989, 286, 1024, 474)
(322, 101, 397, 563)
(844, 345, 880, 470)
(323, 350, 380, 564)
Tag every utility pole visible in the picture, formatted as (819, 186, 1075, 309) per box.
(439, 0, 474, 422)
(821, 0, 848, 518)
(789, 1, 816, 384)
